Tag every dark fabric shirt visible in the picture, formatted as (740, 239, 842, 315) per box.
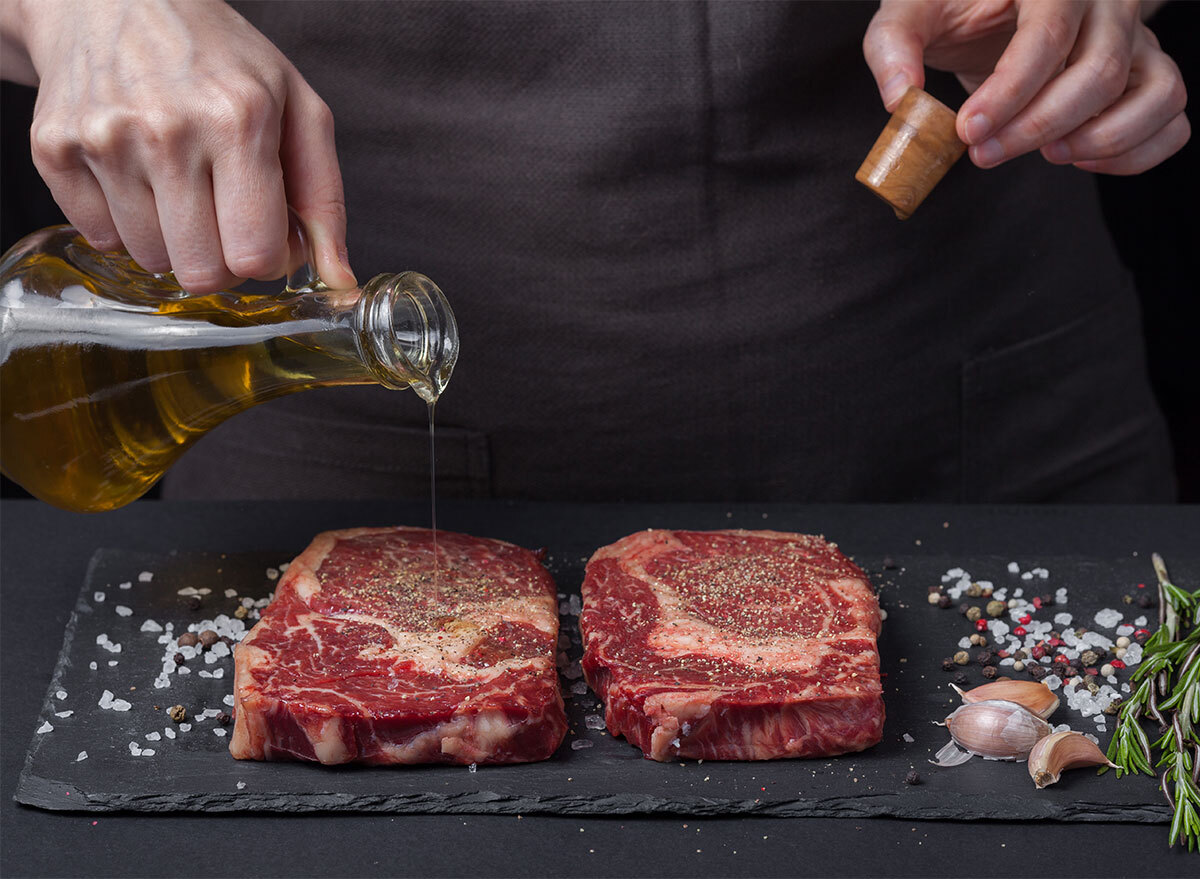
(164, 0, 1174, 503)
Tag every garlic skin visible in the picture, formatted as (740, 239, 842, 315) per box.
(944, 699, 1051, 760)
(1027, 730, 1117, 789)
(951, 680, 1059, 720)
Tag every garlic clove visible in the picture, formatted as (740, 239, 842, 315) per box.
(1027, 730, 1117, 789)
(944, 699, 1051, 760)
(950, 679, 1059, 720)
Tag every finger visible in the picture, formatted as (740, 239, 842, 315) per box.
(212, 152, 290, 282)
(29, 121, 122, 251)
(957, 1, 1085, 146)
(862, 1, 932, 110)
(969, 7, 1135, 168)
(151, 166, 238, 293)
(280, 87, 355, 290)
(1041, 42, 1187, 164)
(1073, 111, 1190, 175)
(91, 170, 170, 274)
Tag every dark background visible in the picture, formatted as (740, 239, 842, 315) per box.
(2, 2, 1196, 502)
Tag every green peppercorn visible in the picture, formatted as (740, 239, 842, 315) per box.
(966, 606, 983, 622)
(985, 600, 1006, 618)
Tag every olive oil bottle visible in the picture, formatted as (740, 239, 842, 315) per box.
(0, 226, 458, 513)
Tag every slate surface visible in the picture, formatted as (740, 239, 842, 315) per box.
(15, 541, 1191, 820)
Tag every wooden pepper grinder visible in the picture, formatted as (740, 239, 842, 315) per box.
(855, 87, 967, 219)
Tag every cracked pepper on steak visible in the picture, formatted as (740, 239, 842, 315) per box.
(230, 527, 567, 764)
(580, 529, 884, 761)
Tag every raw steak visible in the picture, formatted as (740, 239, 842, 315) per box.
(580, 529, 884, 761)
(231, 527, 567, 765)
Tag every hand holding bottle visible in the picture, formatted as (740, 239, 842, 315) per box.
(1, 0, 355, 293)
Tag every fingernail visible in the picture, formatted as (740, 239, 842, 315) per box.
(964, 113, 992, 144)
(1043, 140, 1071, 163)
(882, 74, 909, 110)
(973, 138, 1005, 167)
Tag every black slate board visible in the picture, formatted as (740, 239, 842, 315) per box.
(16, 543, 1191, 820)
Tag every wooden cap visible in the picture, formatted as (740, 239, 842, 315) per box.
(855, 87, 966, 220)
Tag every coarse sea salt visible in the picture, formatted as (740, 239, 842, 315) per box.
(1007, 562, 1020, 573)
(89, 661, 97, 670)
(1094, 608, 1123, 629)
(164, 727, 176, 739)
(141, 749, 156, 756)
(213, 728, 227, 737)
(223, 694, 236, 706)
(140, 619, 163, 633)
(1133, 615, 1148, 627)
(36, 721, 53, 734)
(584, 714, 605, 730)
(266, 567, 280, 580)
(178, 723, 191, 732)
(111, 699, 132, 712)
(237, 781, 246, 790)
(570, 681, 590, 696)
(571, 740, 594, 750)
(145, 731, 161, 741)
(76, 751, 88, 762)
(55, 689, 67, 700)
(93, 591, 106, 602)
(138, 571, 153, 582)
(468, 763, 477, 773)
(225, 588, 238, 598)
(1054, 613, 1073, 627)
(99, 690, 114, 709)
(55, 710, 73, 718)
(114, 605, 133, 617)
(902, 733, 915, 743)
(118, 581, 132, 590)
(108, 660, 119, 667)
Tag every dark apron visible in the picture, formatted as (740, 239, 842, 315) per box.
(164, 0, 1174, 503)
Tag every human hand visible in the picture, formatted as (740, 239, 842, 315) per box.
(863, 0, 1190, 174)
(11, 0, 354, 293)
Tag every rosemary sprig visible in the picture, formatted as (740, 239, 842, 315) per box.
(1103, 553, 1200, 850)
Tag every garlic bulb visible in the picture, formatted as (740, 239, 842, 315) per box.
(951, 680, 1060, 720)
(944, 699, 1051, 760)
(1027, 730, 1117, 788)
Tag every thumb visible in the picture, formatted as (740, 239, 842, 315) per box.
(281, 93, 357, 291)
(862, 1, 932, 111)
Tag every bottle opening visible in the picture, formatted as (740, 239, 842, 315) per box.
(357, 272, 459, 401)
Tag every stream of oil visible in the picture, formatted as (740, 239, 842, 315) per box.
(429, 401, 439, 587)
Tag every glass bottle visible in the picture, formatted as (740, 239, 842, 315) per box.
(0, 223, 458, 513)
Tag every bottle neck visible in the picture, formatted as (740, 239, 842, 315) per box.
(353, 272, 459, 402)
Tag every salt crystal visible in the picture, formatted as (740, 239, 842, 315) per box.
(204, 651, 218, 665)
(103, 642, 122, 654)
(99, 690, 114, 709)
(1133, 615, 1147, 626)
(36, 721, 53, 734)
(584, 714, 605, 730)
(1094, 608, 1123, 628)
(1052, 723, 1071, 734)
(96, 634, 108, 645)
(212, 668, 225, 679)
(118, 581, 132, 590)
(237, 781, 246, 790)
(108, 660, 119, 666)
(253, 598, 270, 609)
(1021, 571, 1033, 580)
(570, 681, 590, 696)
(211, 641, 230, 658)
(568, 594, 582, 616)
(902, 733, 915, 743)
(1124, 642, 1143, 665)
(279, 562, 289, 572)
(1007, 562, 1020, 573)
(93, 591, 106, 602)
(153, 677, 169, 689)
(55, 710, 73, 718)
(164, 727, 176, 739)
(140, 619, 163, 633)
(223, 694, 235, 706)
(178, 723, 191, 732)
(177, 666, 191, 675)
(76, 751, 88, 762)
(115, 605, 133, 617)
(139, 571, 153, 582)
(178, 587, 200, 596)
(225, 589, 238, 598)
(562, 661, 583, 681)
(1121, 683, 1131, 693)
(111, 699, 132, 711)
(266, 567, 280, 580)
(1013, 588, 1023, 598)
(1043, 674, 1062, 692)
(242, 597, 255, 608)
(993, 588, 1007, 601)
(468, 763, 477, 773)
(1115, 624, 1134, 637)
(202, 708, 222, 717)
(571, 739, 594, 750)
(1054, 613, 1073, 627)
(199, 670, 213, 678)
(128, 742, 142, 756)
(55, 689, 67, 700)
(958, 636, 972, 649)
(213, 728, 227, 737)
(89, 662, 97, 670)
(145, 731, 161, 741)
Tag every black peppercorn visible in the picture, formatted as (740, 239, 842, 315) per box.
(1040, 594, 1054, 607)
(1137, 593, 1155, 609)
(173, 652, 185, 665)
(1028, 664, 1048, 680)
(941, 658, 956, 672)
(184, 594, 203, 611)
(937, 594, 952, 609)
(958, 603, 971, 616)
(981, 666, 999, 680)
(216, 711, 231, 726)
(904, 770, 921, 785)
(975, 650, 994, 666)
(953, 671, 969, 686)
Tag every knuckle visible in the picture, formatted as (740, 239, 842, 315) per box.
(134, 106, 190, 154)
(172, 266, 228, 294)
(1163, 76, 1188, 118)
(225, 245, 285, 279)
(77, 110, 132, 158)
(29, 119, 77, 171)
(309, 98, 335, 134)
(1088, 51, 1130, 103)
(210, 81, 278, 139)
(1039, 13, 1077, 59)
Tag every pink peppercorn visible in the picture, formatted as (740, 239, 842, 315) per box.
(1019, 614, 1032, 625)
(1111, 659, 1126, 669)
(1013, 626, 1028, 637)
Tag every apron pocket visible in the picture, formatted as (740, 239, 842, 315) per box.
(961, 297, 1173, 501)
